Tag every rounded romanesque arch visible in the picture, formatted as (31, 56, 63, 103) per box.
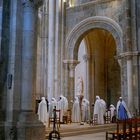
(66, 16, 123, 60)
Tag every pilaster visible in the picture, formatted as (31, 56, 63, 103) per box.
(117, 51, 140, 115)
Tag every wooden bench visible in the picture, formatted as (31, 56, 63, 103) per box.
(106, 117, 140, 140)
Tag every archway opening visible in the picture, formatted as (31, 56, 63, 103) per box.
(75, 28, 121, 109)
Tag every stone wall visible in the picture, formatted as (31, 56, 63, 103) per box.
(66, 0, 126, 38)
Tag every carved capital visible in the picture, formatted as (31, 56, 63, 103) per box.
(63, 59, 80, 70)
(116, 51, 140, 61)
(22, 0, 43, 8)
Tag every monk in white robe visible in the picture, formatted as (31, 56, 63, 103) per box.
(49, 98, 57, 118)
(109, 104, 116, 122)
(93, 96, 106, 124)
(72, 97, 81, 123)
(81, 98, 90, 122)
(57, 95, 68, 122)
(37, 97, 49, 126)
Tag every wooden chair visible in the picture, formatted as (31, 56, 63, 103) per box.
(90, 114, 98, 125)
(137, 117, 140, 139)
(63, 109, 72, 124)
(48, 109, 61, 129)
(105, 110, 111, 124)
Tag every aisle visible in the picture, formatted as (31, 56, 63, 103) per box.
(62, 132, 106, 140)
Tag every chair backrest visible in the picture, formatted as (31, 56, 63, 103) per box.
(55, 109, 61, 120)
(93, 114, 98, 125)
(67, 109, 72, 123)
(105, 109, 111, 124)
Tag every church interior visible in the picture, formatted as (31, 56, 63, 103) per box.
(0, 0, 140, 140)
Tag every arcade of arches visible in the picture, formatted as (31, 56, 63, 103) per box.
(0, 0, 140, 140)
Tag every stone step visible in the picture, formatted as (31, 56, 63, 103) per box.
(45, 123, 116, 139)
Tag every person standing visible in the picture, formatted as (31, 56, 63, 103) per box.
(93, 96, 106, 124)
(57, 95, 68, 122)
(37, 97, 49, 126)
(109, 104, 116, 122)
(81, 98, 90, 122)
(116, 97, 131, 120)
(49, 97, 58, 118)
(72, 97, 81, 123)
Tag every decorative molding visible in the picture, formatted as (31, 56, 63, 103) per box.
(63, 59, 80, 70)
(116, 51, 140, 59)
(63, 59, 80, 65)
(67, 0, 118, 9)
(66, 16, 123, 60)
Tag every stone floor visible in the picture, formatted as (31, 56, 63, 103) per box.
(46, 123, 114, 140)
(61, 132, 106, 140)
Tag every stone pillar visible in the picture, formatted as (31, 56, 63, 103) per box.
(37, 1, 48, 98)
(60, 0, 66, 97)
(47, 0, 55, 101)
(54, 0, 62, 99)
(5, 0, 22, 140)
(0, 0, 10, 139)
(63, 60, 79, 104)
(18, 1, 45, 140)
(127, 56, 134, 113)
(63, 62, 69, 100)
(0, 2, 3, 59)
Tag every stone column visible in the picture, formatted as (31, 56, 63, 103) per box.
(47, 0, 55, 101)
(18, 1, 45, 140)
(63, 62, 69, 99)
(63, 60, 79, 104)
(0, 0, 10, 139)
(127, 56, 134, 113)
(54, 0, 62, 99)
(0, 2, 3, 59)
(60, 0, 66, 96)
(37, 1, 48, 98)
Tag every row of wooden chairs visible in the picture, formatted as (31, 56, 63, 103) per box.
(48, 109, 72, 129)
(106, 117, 140, 140)
(90, 109, 115, 125)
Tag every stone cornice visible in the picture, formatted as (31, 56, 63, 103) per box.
(116, 51, 140, 59)
(63, 59, 80, 65)
(67, 0, 118, 9)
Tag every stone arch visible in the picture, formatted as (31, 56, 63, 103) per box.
(66, 16, 123, 60)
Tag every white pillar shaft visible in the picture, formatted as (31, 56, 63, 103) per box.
(47, 0, 55, 101)
(127, 59, 133, 112)
(61, 1, 66, 96)
(40, 4, 48, 97)
(21, 2, 36, 111)
(54, 0, 60, 98)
